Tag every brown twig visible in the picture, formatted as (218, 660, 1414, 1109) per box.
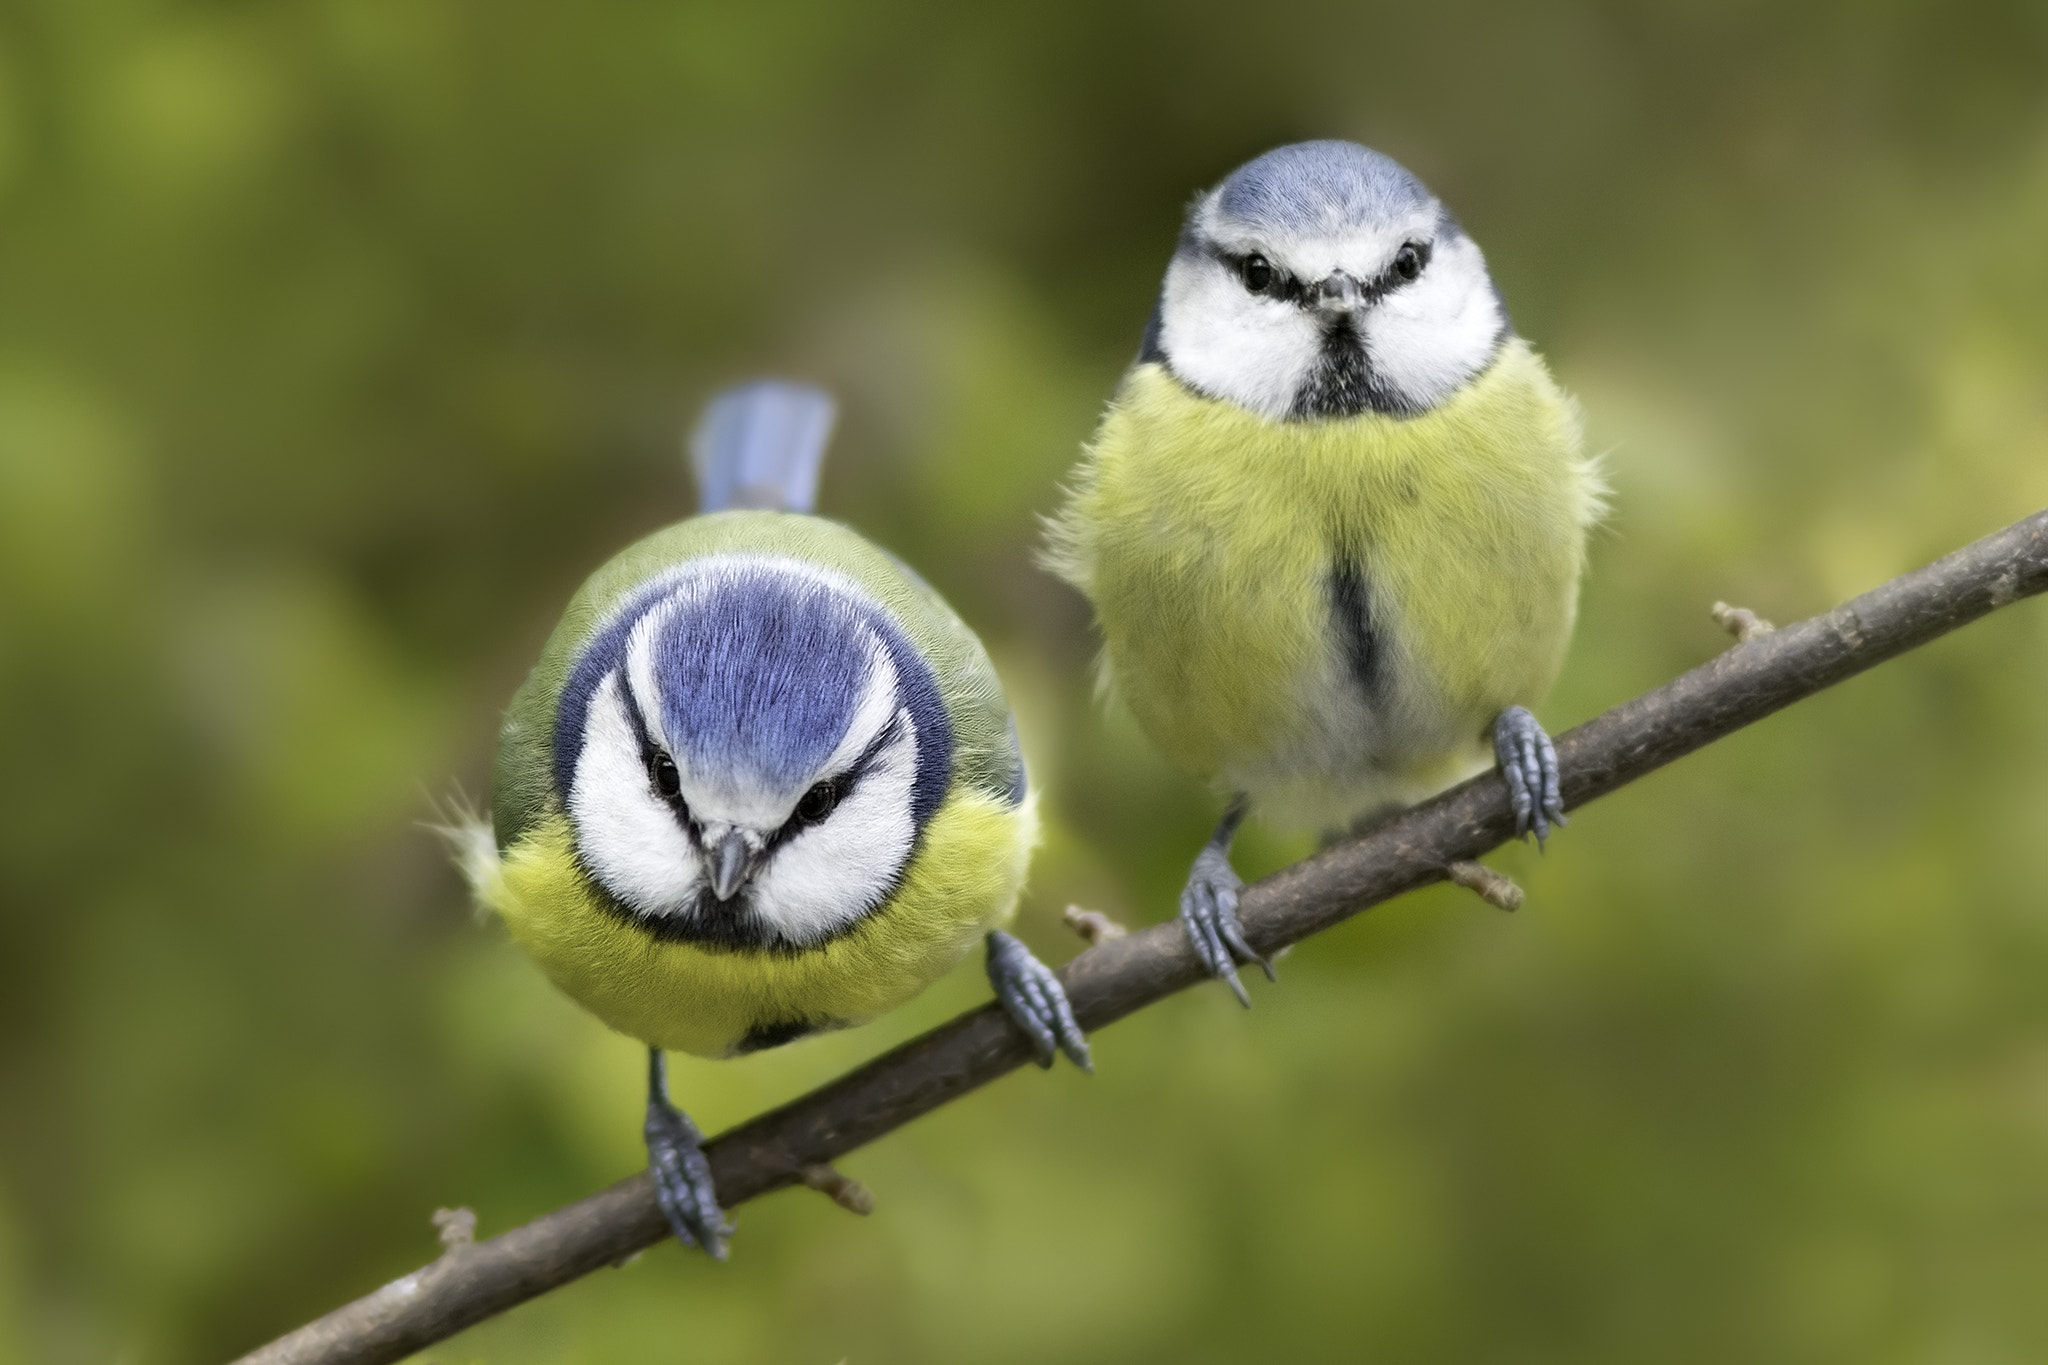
(234, 508, 2048, 1365)
(797, 1163, 875, 1215)
(1445, 860, 1524, 911)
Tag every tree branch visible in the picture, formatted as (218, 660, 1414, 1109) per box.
(235, 508, 2048, 1365)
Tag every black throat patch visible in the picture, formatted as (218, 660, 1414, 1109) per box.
(585, 878, 871, 956)
(618, 886, 792, 952)
(1291, 323, 1415, 420)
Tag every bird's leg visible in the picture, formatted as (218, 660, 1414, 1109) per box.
(985, 931, 1092, 1071)
(1179, 796, 1273, 1008)
(1493, 705, 1567, 847)
(644, 1047, 733, 1259)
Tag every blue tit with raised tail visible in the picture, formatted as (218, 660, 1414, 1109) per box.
(1045, 141, 1603, 1003)
(452, 381, 1088, 1259)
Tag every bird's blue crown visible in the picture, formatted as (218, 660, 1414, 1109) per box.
(553, 561, 952, 828)
(1211, 140, 1438, 237)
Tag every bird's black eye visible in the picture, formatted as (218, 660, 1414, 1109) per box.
(1241, 254, 1274, 294)
(1393, 242, 1427, 281)
(794, 778, 843, 826)
(649, 752, 681, 800)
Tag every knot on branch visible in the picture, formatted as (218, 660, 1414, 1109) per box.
(1063, 905, 1129, 945)
(430, 1207, 477, 1255)
(1711, 601, 1776, 643)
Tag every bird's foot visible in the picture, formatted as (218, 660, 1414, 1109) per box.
(986, 931, 1091, 1071)
(1493, 705, 1567, 847)
(645, 1053, 732, 1259)
(1179, 841, 1273, 1008)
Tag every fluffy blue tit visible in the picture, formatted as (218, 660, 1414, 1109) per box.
(452, 382, 1089, 1259)
(1045, 141, 1603, 1003)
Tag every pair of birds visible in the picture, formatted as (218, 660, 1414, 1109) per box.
(454, 140, 1603, 1257)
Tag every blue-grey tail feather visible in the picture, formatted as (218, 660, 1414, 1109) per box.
(690, 380, 837, 514)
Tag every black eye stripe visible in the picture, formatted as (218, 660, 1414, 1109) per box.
(761, 710, 908, 853)
(1218, 250, 1305, 303)
(1203, 240, 1432, 309)
(614, 668, 655, 753)
(615, 668, 675, 793)
(613, 669, 693, 817)
(811, 712, 902, 813)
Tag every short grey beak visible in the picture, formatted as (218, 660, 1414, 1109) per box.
(1315, 270, 1364, 316)
(708, 830, 753, 902)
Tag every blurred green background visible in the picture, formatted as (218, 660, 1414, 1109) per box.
(3, 2, 2048, 1362)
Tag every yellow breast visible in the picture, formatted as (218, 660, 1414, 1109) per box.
(1047, 340, 1599, 825)
(476, 787, 1036, 1058)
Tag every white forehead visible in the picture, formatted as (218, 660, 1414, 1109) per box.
(1194, 190, 1443, 281)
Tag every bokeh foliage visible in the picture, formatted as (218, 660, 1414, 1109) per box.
(3, 1, 2048, 1361)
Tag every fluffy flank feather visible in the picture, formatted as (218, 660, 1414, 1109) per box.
(422, 789, 504, 922)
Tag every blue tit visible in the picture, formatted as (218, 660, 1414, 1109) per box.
(452, 381, 1089, 1259)
(1044, 141, 1603, 1003)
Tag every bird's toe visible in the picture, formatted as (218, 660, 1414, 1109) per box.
(645, 1100, 732, 1259)
(986, 931, 1092, 1071)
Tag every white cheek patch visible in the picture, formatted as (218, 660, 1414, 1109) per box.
(567, 671, 705, 916)
(1160, 183, 1507, 419)
(1161, 255, 1322, 422)
(748, 712, 921, 942)
(1161, 224, 1503, 419)
(1363, 234, 1503, 411)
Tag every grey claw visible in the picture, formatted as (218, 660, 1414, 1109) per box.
(1216, 906, 1277, 983)
(645, 1092, 732, 1260)
(986, 931, 1092, 1072)
(1179, 844, 1268, 1007)
(1493, 706, 1567, 848)
(1217, 958, 1251, 1009)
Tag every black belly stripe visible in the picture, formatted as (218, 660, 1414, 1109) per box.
(1329, 560, 1383, 704)
(736, 1018, 824, 1054)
